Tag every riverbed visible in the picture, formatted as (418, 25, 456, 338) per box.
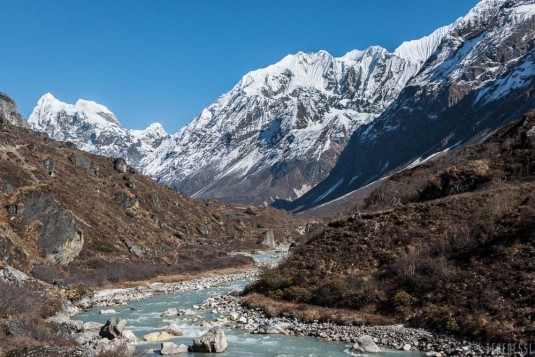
(75, 249, 420, 356)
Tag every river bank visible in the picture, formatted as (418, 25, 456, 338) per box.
(49, 248, 498, 357)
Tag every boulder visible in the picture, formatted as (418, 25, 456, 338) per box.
(100, 309, 117, 315)
(352, 335, 382, 353)
(6, 320, 32, 337)
(83, 321, 102, 332)
(96, 339, 136, 356)
(161, 308, 178, 317)
(121, 329, 138, 343)
(197, 226, 209, 236)
(99, 318, 127, 340)
(160, 342, 188, 355)
(0, 180, 13, 193)
(122, 237, 143, 257)
(69, 154, 99, 175)
(43, 158, 55, 176)
(20, 191, 84, 265)
(143, 331, 175, 342)
(164, 324, 183, 336)
(190, 326, 228, 353)
(114, 158, 128, 173)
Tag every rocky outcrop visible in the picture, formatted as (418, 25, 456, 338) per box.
(12, 191, 84, 265)
(190, 326, 228, 353)
(0, 92, 28, 128)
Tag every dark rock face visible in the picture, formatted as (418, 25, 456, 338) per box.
(19, 191, 83, 265)
(99, 318, 127, 340)
(0, 92, 28, 128)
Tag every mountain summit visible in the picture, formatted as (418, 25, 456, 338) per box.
(28, 0, 535, 209)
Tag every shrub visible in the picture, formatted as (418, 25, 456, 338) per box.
(392, 290, 417, 316)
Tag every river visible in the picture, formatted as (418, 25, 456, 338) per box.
(76, 249, 420, 356)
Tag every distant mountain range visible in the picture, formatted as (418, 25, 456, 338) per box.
(28, 0, 535, 211)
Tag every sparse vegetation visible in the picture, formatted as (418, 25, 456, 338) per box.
(247, 114, 535, 343)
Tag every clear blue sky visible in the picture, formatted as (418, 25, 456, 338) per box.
(1, 0, 479, 133)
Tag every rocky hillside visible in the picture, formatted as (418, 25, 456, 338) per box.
(249, 111, 535, 342)
(0, 95, 302, 286)
(283, 0, 535, 212)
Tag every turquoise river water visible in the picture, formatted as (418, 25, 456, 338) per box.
(76, 250, 420, 357)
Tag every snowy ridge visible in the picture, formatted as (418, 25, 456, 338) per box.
(141, 43, 433, 203)
(28, 0, 526, 206)
(28, 94, 169, 168)
(283, 0, 535, 211)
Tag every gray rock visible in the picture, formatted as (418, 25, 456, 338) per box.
(121, 329, 138, 343)
(197, 226, 209, 236)
(114, 158, 128, 173)
(99, 318, 127, 340)
(43, 158, 55, 176)
(6, 320, 32, 337)
(164, 324, 183, 336)
(0, 180, 13, 193)
(122, 237, 144, 257)
(83, 321, 102, 331)
(161, 308, 178, 317)
(190, 326, 228, 353)
(20, 191, 83, 265)
(352, 335, 382, 353)
(160, 342, 188, 355)
(69, 154, 99, 175)
(254, 322, 290, 335)
(150, 194, 161, 209)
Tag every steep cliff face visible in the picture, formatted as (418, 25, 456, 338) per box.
(282, 0, 535, 211)
(0, 93, 28, 128)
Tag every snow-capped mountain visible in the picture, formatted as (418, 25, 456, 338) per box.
(28, 94, 169, 168)
(28, 0, 534, 209)
(29, 42, 441, 204)
(280, 0, 535, 211)
(142, 46, 437, 204)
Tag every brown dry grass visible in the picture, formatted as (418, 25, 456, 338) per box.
(242, 293, 393, 326)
